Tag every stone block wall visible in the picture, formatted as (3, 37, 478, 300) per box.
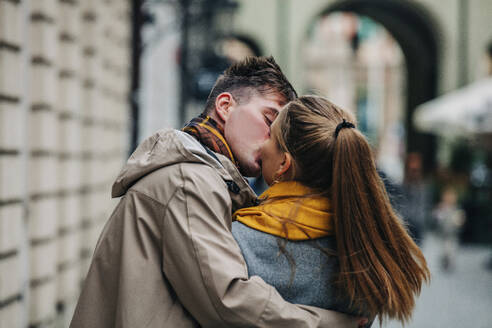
(0, 0, 131, 327)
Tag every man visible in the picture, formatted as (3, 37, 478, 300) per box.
(70, 57, 360, 327)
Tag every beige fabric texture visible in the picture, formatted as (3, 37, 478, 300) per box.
(70, 129, 357, 328)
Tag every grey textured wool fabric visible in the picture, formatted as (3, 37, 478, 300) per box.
(232, 221, 369, 320)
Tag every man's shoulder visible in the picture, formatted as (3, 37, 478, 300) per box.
(121, 128, 253, 209)
(143, 159, 223, 183)
(130, 157, 227, 203)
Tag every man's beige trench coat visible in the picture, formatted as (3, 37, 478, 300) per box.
(70, 129, 356, 328)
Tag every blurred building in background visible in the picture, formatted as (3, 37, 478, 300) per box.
(303, 13, 407, 181)
(0, 0, 130, 327)
(137, 0, 242, 142)
(138, 0, 491, 246)
(1, 0, 491, 327)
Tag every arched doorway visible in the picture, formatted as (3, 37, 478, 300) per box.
(304, 0, 439, 175)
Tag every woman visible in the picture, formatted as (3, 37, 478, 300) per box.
(232, 95, 430, 325)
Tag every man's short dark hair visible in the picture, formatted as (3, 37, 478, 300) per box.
(203, 56, 297, 114)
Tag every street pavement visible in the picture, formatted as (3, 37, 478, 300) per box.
(377, 233, 492, 328)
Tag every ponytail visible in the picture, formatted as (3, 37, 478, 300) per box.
(275, 95, 429, 323)
(331, 128, 430, 323)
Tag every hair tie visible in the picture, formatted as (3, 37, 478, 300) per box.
(334, 119, 355, 138)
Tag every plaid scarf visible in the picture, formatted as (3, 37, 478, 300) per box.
(182, 114, 237, 166)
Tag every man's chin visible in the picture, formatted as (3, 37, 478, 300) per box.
(239, 162, 261, 178)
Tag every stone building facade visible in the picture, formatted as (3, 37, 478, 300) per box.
(0, 0, 131, 326)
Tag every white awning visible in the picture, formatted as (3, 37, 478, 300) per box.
(414, 77, 492, 136)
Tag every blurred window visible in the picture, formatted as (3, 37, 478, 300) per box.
(303, 13, 406, 182)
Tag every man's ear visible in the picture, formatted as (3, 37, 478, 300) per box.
(214, 92, 234, 124)
(275, 152, 293, 180)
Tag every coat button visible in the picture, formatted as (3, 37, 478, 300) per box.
(226, 181, 240, 194)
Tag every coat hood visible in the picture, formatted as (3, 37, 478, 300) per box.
(111, 129, 235, 197)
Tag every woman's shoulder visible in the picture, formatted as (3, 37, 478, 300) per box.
(231, 221, 280, 248)
(232, 222, 337, 257)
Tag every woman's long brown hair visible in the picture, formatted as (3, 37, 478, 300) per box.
(273, 96, 430, 324)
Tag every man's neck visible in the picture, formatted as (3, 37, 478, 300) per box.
(182, 114, 236, 166)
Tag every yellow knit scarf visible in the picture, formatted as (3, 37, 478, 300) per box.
(233, 181, 334, 240)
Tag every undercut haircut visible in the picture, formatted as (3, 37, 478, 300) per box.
(203, 56, 297, 114)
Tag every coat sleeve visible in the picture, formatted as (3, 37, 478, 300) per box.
(162, 163, 358, 328)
